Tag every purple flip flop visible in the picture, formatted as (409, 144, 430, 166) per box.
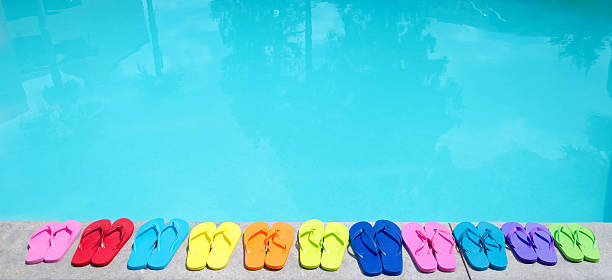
(501, 222, 537, 264)
(525, 223, 557, 266)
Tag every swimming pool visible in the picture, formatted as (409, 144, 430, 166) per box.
(1, 0, 611, 222)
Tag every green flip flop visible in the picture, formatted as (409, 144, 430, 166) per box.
(568, 223, 600, 262)
(549, 223, 583, 262)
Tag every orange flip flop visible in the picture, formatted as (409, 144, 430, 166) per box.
(264, 222, 295, 270)
(244, 222, 269, 270)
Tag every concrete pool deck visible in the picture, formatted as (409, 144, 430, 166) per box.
(0, 222, 610, 279)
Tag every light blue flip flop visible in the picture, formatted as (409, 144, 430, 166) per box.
(147, 218, 190, 270)
(453, 222, 488, 271)
(477, 222, 507, 270)
(127, 218, 164, 270)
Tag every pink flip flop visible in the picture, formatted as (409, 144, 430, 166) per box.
(425, 222, 457, 272)
(26, 222, 60, 264)
(402, 223, 436, 273)
(44, 220, 82, 263)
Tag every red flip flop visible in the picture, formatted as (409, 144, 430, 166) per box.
(72, 220, 111, 267)
(91, 218, 134, 267)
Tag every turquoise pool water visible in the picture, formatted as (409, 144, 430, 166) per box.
(1, 0, 611, 222)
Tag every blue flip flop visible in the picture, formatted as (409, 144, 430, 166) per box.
(147, 218, 190, 270)
(373, 220, 403, 276)
(349, 222, 382, 276)
(127, 218, 164, 270)
(453, 222, 488, 271)
(477, 222, 508, 270)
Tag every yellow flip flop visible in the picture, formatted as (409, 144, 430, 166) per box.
(299, 219, 324, 269)
(186, 222, 216, 270)
(207, 222, 241, 270)
(320, 222, 349, 271)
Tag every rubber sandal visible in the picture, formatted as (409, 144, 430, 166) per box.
(320, 222, 349, 271)
(26, 222, 60, 265)
(453, 222, 488, 271)
(403, 222, 436, 273)
(501, 222, 537, 264)
(264, 222, 294, 270)
(207, 222, 241, 270)
(568, 223, 600, 262)
(425, 222, 456, 272)
(349, 222, 382, 276)
(373, 220, 402, 275)
(127, 218, 164, 270)
(187, 222, 216, 271)
(549, 223, 583, 262)
(525, 223, 557, 265)
(148, 218, 189, 270)
(72, 219, 111, 266)
(298, 219, 324, 269)
(91, 218, 134, 267)
(477, 222, 507, 270)
(44, 220, 82, 263)
(243, 222, 269, 270)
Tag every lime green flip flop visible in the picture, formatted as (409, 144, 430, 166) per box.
(549, 223, 583, 262)
(568, 223, 600, 262)
(320, 222, 349, 271)
(299, 220, 324, 269)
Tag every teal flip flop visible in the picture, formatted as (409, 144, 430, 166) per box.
(477, 222, 507, 270)
(147, 218, 190, 270)
(453, 222, 488, 271)
(127, 218, 164, 270)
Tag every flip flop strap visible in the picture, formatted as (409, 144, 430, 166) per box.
(78, 225, 104, 250)
(350, 229, 378, 258)
(413, 228, 430, 256)
(481, 229, 503, 252)
(189, 229, 213, 254)
(507, 226, 532, 249)
(458, 228, 483, 254)
(101, 224, 125, 250)
(299, 228, 322, 252)
(212, 227, 234, 252)
(51, 225, 74, 248)
(244, 228, 267, 254)
(553, 226, 576, 248)
(29, 225, 53, 250)
(528, 226, 554, 250)
(133, 223, 160, 251)
(431, 228, 455, 255)
(266, 229, 286, 251)
(323, 231, 345, 254)
(374, 225, 402, 256)
(157, 221, 180, 252)
(574, 226, 597, 249)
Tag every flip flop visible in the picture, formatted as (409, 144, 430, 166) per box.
(349, 222, 382, 276)
(402, 222, 436, 273)
(549, 223, 583, 262)
(207, 222, 241, 270)
(298, 219, 324, 269)
(91, 218, 134, 267)
(501, 222, 537, 264)
(243, 222, 269, 270)
(320, 222, 349, 271)
(26, 222, 60, 265)
(148, 218, 189, 270)
(264, 222, 294, 270)
(568, 223, 600, 262)
(44, 220, 82, 263)
(453, 222, 488, 271)
(525, 223, 556, 265)
(425, 222, 457, 272)
(373, 220, 402, 275)
(72, 219, 111, 266)
(187, 222, 216, 271)
(127, 218, 164, 270)
(477, 222, 507, 270)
